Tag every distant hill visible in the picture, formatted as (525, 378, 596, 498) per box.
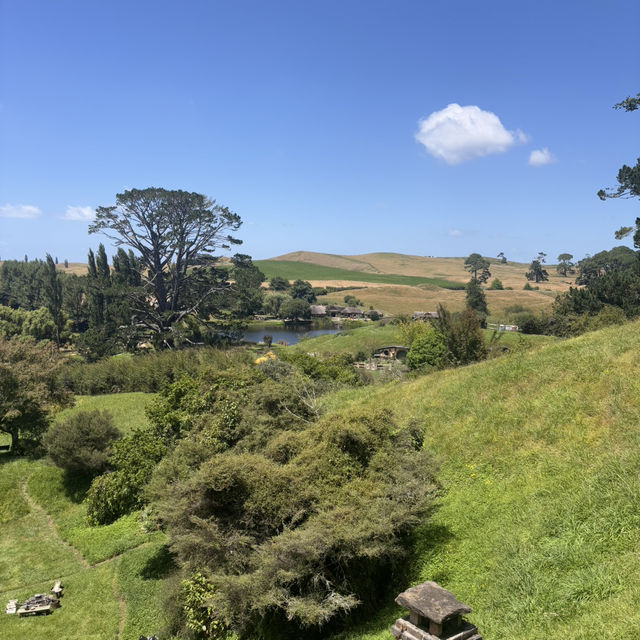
(260, 251, 574, 318)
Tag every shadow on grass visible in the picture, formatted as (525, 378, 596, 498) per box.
(141, 544, 178, 580)
(62, 470, 94, 503)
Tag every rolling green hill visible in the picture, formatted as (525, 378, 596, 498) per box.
(329, 319, 640, 640)
(3, 320, 638, 639)
(254, 259, 465, 289)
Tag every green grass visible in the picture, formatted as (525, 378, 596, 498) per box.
(53, 392, 154, 435)
(329, 319, 640, 640)
(287, 322, 554, 358)
(255, 260, 465, 289)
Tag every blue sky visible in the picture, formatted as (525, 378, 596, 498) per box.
(1, 0, 639, 263)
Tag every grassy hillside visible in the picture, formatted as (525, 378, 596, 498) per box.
(325, 320, 640, 640)
(262, 252, 572, 318)
(255, 259, 464, 289)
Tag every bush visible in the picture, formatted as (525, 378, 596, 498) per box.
(406, 328, 447, 370)
(488, 278, 504, 290)
(86, 428, 167, 524)
(44, 409, 121, 474)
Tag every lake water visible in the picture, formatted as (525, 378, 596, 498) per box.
(242, 324, 340, 345)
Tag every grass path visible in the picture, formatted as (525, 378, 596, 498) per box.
(20, 476, 89, 570)
(0, 460, 170, 639)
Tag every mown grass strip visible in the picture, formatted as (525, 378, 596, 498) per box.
(255, 260, 465, 289)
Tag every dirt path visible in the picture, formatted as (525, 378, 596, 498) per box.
(20, 477, 89, 570)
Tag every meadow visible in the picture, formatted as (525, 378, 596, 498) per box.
(327, 319, 640, 640)
(0, 392, 166, 640)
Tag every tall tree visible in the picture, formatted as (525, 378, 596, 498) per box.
(43, 254, 65, 345)
(526, 253, 549, 283)
(556, 253, 575, 277)
(463, 253, 491, 283)
(465, 278, 488, 317)
(497, 251, 507, 264)
(90, 188, 244, 339)
(598, 92, 640, 243)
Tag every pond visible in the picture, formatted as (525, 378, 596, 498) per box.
(242, 323, 341, 345)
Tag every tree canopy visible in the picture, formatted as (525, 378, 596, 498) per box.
(463, 253, 491, 283)
(89, 188, 262, 346)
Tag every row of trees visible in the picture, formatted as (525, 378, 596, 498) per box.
(1, 188, 267, 359)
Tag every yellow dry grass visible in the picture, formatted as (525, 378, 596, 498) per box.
(320, 284, 557, 318)
(272, 251, 574, 292)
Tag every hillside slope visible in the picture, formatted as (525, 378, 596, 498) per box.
(329, 320, 640, 640)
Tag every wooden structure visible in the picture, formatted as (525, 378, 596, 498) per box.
(5, 600, 18, 614)
(391, 581, 481, 640)
(51, 581, 63, 597)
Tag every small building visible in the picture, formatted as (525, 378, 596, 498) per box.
(326, 305, 345, 317)
(374, 345, 409, 361)
(309, 305, 327, 317)
(340, 306, 364, 318)
(412, 311, 439, 321)
(391, 581, 481, 640)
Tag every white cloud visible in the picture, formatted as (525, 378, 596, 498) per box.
(0, 204, 41, 219)
(528, 147, 556, 166)
(448, 228, 463, 237)
(415, 104, 527, 164)
(63, 205, 94, 221)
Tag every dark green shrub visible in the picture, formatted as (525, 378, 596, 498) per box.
(406, 328, 447, 370)
(85, 428, 167, 524)
(44, 409, 120, 474)
(488, 278, 504, 290)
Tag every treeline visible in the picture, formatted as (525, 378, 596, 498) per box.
(0, 245, 265, 360)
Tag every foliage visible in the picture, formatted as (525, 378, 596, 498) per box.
(43, 254, 66, 345)
(556, 253, 575, 277)
(525, 253, 549, 283)
(268, 276, 290, 291)
(86, 428, 167, 525)
(181, 572, 229, 639)
(0, 305, 57, 342)
(497, 251, 507, 264)
(488, 277, 504, 290)
(406, 327, 448, 370)
(430, 305, 487, 365)
(148, 407, 436, 637)
(89, 188, 264, 346)
(465, 278, 488, 318)
(43, 409, 121, 474)
(463, 253, 491, 283)
(278, 297, 311, 320)
(344, 294, 363, 306)
(0, 337, 72, 451)
(290, 279, 317, 303)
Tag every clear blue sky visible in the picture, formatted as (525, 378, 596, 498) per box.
(1, 0, 638, 263)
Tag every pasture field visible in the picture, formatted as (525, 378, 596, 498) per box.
(263, 251, 572, 317)
(254, 259, 465, 289)
(327, 319, 640, 640)
(269, 251, 574, 291)
(319, 285, 557, 319)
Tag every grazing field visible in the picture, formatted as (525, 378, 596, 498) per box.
(327, 319, 640, 640)
(269, 251, 574, 291)
(319, 285, 557, 320)
(254, 259, 465, 289)
(262, 251, 572, 317)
